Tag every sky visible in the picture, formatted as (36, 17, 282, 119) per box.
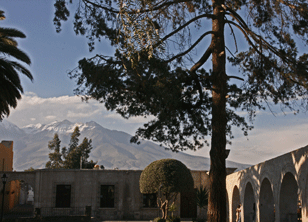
(1, 0, 308, 165)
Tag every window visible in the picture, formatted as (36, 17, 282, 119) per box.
(100, 185, 115, 208)
(143, 193, 157, 208)
(55, 185, 71, 208)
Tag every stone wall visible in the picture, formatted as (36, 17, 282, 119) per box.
(4, 169, 209, 220)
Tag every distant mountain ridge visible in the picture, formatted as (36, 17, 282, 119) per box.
(0, 119, 251, 171)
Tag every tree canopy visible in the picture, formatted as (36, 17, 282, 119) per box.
(46, 126, 97, 169)
(140, 159, 194, 219)
(53, 0, 308, 221)
(0, 10, 33, 120)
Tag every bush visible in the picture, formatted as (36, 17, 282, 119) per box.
(192, 218, 206, 222)
(140, 159, 194, 194)
(167, 216, 180, 222)
(140, 159, 194, 219)
(154, 217, 166, 222)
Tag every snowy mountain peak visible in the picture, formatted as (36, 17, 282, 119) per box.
(22, 120, 99, 134)
(22, 123, 45, 134)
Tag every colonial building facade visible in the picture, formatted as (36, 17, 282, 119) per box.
(2, 169, 209, 220)
(1, 144, 308, 221)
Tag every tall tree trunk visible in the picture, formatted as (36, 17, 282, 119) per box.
(207, 0, 227, 222)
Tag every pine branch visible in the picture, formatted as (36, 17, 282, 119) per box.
(82, 0, 119, 13)
(165, 31, 214, 63)
(154, 13, 214, 48)
(190, 43, 213, 73)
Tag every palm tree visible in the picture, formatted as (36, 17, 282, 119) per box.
(0, 10, 33, 120)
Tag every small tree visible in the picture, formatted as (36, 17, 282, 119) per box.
(196, 186, 209, 209)
(24, 167, 35, 172)
(140, 159, 194, 219)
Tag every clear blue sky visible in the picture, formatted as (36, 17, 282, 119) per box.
(1, 0, 113, 98)
(1, 1, 308, 164)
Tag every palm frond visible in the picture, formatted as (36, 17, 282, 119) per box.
(0, 27, 26, 38)
(0, 75, 21, 106)
(0, 37, 18, 47)
(0, 43, 31, 64)
(0, 11, 5, 20)
(0, 10, 32, 120)
(0, 63, 23, 92)
(10, 61, 33, 81)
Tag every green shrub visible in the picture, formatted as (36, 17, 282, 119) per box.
(140, 159, 194, 219)
(196, 186, 208, 209)
(167, 216, 180, 222)
(140, 159, 194, 194)
(192, 218, 206, 222)
(154, 217, 166, 222)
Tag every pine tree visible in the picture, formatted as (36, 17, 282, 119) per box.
(63, 126, 80, 169)
(46, 126, 97, 169)
(78, 137, 96, 168)
(46, 133, 63, 169)
(53, 1, 308, 221)
(62, 126, 97, 169)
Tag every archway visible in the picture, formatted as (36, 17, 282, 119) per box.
(279, 172, 298, 222)
(259, 178, 274, 222)
(232, 186, 240, 222)
(244, 182, 255, 222)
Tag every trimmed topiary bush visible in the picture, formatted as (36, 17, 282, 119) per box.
(140, 159, 194, 219)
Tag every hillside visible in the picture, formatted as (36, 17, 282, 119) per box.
(0, 120, 250, 171)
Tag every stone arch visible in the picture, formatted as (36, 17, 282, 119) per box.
(231, 186, 240, 222)
(259, 177, 274, 222)
(244, 182, 255, 222)
(279, 172, 298, 222)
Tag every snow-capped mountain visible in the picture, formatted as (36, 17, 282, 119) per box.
(0, 119, 250, 171)
(22, 120, 97, 134)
